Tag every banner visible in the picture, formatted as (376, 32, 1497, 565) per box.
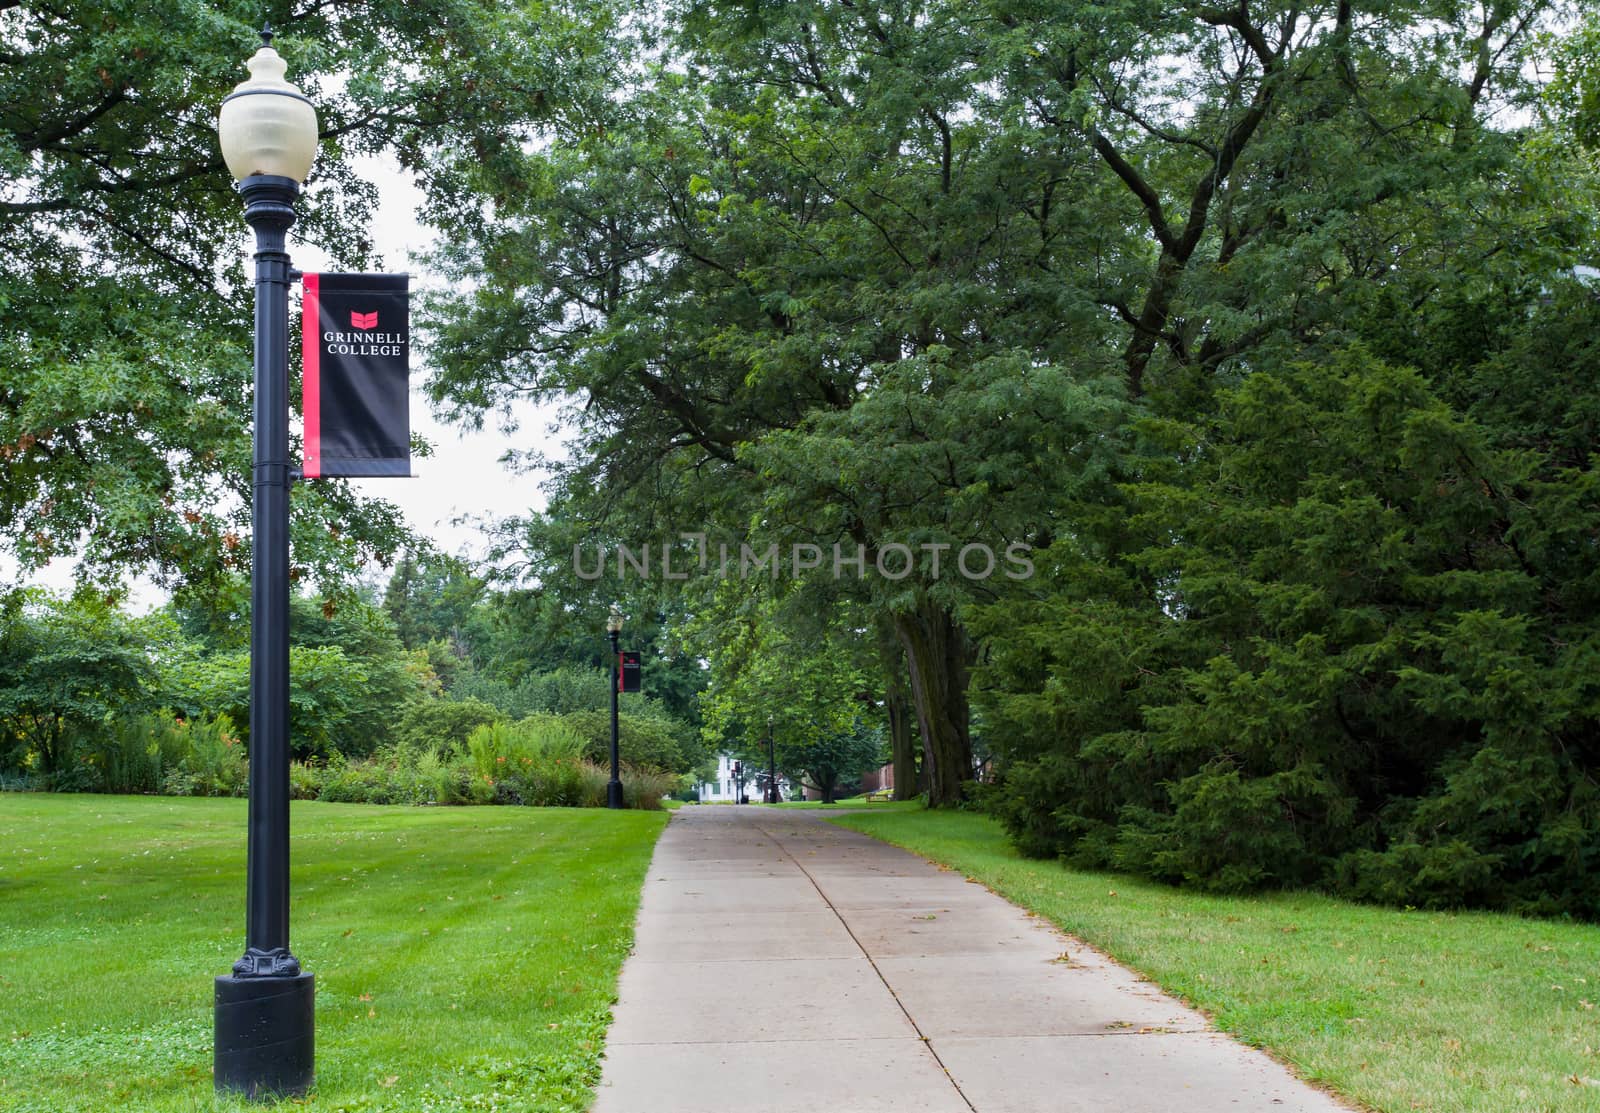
(301, 272, 410, 478)
(619, 650, 642, 692)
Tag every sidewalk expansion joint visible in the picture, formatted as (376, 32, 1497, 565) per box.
(609, 1035, 929, 1047)
(753, 816, 981, 1113)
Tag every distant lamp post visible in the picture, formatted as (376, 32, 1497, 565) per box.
(766, 715, 778, 803)
(213, 24, 318, 1099)
(606, 604, 625, 809)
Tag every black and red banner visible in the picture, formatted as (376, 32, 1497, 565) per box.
(619, 650, 642, 692)
(301, 272, 410, 478)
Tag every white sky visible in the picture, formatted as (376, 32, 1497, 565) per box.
(307, 154, 559, 571)
(10, 154, 558, 606)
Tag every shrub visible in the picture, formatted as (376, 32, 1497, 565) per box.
(392, 699, 503, 754)
(466, 717, 585, 775)
(413, 744, 464, 804)
(621, 765, 676, 809)
(559, 709, 686, 774)
(150, 721, 664, 811)
(290, 760, 322, 800)
(467, 717, 589, 805)
(161, 714, 246, 797)
(317, 753, 408, 805)
(78, 712, 191, 795)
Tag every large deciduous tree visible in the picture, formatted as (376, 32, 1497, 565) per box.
(0, 0, 532, 596)
(0, 589, 157, 775)
(422, 0, 1132, 804)
(418, 0, 1589, 853)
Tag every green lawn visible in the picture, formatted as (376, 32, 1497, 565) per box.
(0, 795, 667, 1113)
(830, 808, 1600, 1113)
(766, 796, 924, 811)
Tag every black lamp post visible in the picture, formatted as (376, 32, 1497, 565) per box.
(767, 714, 778, 803)
(606, 604, 625, 809)
(213, 27, 317, 1099)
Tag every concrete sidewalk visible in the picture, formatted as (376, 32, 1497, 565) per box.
(592, 806, 1354, 1113)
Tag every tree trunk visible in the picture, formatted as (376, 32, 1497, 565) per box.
(893, 597, 974, 807)
(876, 617, 926, 801)
(885, 658, 918, 802)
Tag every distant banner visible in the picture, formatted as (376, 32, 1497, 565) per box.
(620, 650, 642, 693)
(301, 272, 410, 478)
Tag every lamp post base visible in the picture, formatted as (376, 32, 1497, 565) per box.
(607, 779, 625, 809)
(214, 972, 314, 1098)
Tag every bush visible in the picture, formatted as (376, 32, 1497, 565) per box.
(43, 709, 668, 812)
(621, 765, 677, 809)
(450, 666, 613, 718)
(559, 709, 686, 774)
(160, 714, 247, 797)
(289, 743, 475, 806)
(457, 718, 672, 808)
(974, 346, 1600, 917)
(78, 712, 191, 795)
(391, 699, 503, 754)
(467, 717, 592, 806)
(413, 744, 465, 804)
(290, 760, 322, 801)
(466, 717, 584, 771)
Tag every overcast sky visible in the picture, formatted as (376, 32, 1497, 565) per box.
(311, 154, 559, 570)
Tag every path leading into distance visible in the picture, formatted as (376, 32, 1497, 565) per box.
(591, 806, 1353, 1113)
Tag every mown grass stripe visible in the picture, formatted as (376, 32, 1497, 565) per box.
(0, 795, 666, 1113)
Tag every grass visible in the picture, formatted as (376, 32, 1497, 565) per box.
(829, 808, 1600, 1113)
(0, 794, 667, 1113)
(766, 796, 924, 811)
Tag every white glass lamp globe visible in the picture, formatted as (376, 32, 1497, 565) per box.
(217, 43, 318, 183)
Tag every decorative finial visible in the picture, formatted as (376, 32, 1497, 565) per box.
(260, 21, 274, 48)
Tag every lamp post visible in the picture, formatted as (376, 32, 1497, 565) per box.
(213, 26, 317, 1099)
(606, 604, 625, 809)
(767, 714, 778, 803)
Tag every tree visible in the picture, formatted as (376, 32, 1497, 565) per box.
(696, 589, 883, 801)
(420, 0, 1131, 804)
(383, 549, 487, 657)
(974, 242, 1600, 914)
(161, 587, 434, 757)
(875, 619, 920, 800)
(418, 0, 1593, 861)
(784, 719, 885, 805)
(0, 589, 160, 777)
(0, 0, 538, 593)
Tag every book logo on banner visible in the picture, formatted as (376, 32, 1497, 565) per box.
(301, 272, 411, 479)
